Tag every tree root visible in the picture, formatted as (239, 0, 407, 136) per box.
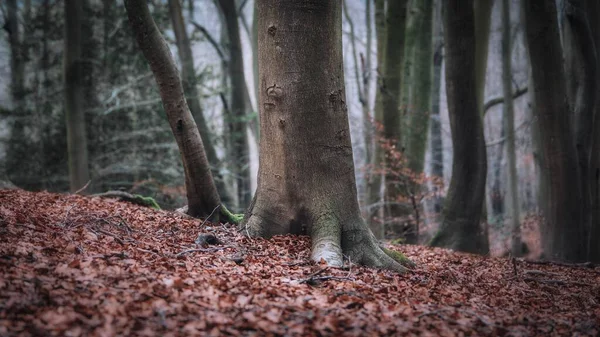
(93, 191, 161, 209)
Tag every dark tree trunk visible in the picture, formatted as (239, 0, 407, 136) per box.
(124, 0, 227, 220)
(430, 0, 488, 254)
(588, 0, 600, 263)
(243, 0, 411, 272)
(64, 0, 91, 192)
(168, 0, 234, 205)
(382, 0, 410, 241)
(429, 0, 444, 216)
(523, 1, 585, 262)
(560, 0, 598, 262)
(366, 0, 387, 238)
(217, 0, 252, 211)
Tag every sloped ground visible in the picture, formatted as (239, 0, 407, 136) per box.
(0, 190, 598, 336)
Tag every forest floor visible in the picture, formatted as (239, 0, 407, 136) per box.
(0, 189, 599, 336)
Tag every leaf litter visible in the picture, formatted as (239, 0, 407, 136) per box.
(0, 189, 598, 336)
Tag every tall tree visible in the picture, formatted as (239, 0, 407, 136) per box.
(366, 0, 387, 238)
(124, 0, 233, 221)
(405, 0, 433, 173)
(168, 0, 233, 205)
(560, 0, 597, 261)
(501, 0, 521, 256)
(64, 0, 91, 192)
(430, 0, 488, 254)
(588, 0, 600, 263)
(382, 0, 410, 241)
(428, 0, 444, 216)
(217, 0, 253, 210)
(244, 0, 411, 272)
(523, 1, 585, 261)
(473, 0, 493, 115)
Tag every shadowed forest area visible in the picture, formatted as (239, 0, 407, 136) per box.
(0, 0, 599, 335)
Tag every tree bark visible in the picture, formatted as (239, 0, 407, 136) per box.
(560, 0, 597, 262)
(429, 0, 444, 216)
(217, 0, 252, 211)
(244, 0, 410, 272)
(406, 0, 433, 173)
(501, 0, 521, 257)
(366, 0, 386, 238)
(124, 0, 224, 220)
(382, 0, 410, 241)
(168, 0, 233, 205)
(430, 0, 488, 254)
(64, 0, 91, 193)
(523, 1, 585, 262)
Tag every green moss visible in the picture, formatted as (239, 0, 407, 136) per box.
(391, 237, 406, 245)
(133, 194, 161, 209)
(383, 247, 416, 268)
(219, 205, 244, 224)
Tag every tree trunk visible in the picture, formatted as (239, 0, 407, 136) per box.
(406, 0, 433, 173)
(429, 0, 444, 216)
(501, 0, 521, 257)
(366, 0, 386, 238)
(474, 0, 493, 115)
(124, 0, 226, 220)
(588, 0, 600, 263)
(168, 0, 233, 205)
(382, 0, 410, 241)
(244, 0, 411, 272)
(217, 0, 252, 211)
(64, 0, 91, 193)
(430, 0, 488, 254)
(560, 0, 597, 262)
(523, 1, 585, 262)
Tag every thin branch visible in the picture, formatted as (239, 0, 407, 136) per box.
(483, 86, 528, 114)
(191, 21, 227, 62)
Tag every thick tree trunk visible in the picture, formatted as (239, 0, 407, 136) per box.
(244, 0, 410, 272)
(366, 0, 386, 238)
(406, 0, 433, 174)
(168, 0, 233, 205)
(474, 0, 493, 115)
(217, 0, 252, 211)
(429, 0, 444, 216)
(382, 0, 410, 241)
(501, 0, 521, 257)
(430, 0, 488, 254)
(124, 0, 225, 220)
(523, 1, 585, 262)
(560, 0, 597, 261)
(64, 0, 91, 193)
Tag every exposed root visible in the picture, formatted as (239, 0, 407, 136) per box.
(311, 237, 343, 267)
(383, 247, 416, 268)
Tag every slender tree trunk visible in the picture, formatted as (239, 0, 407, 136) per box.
(124, 0, 226, 220)
(168, 0, 233, 205)
(366, 0, 386, 238)
(560, 0, 597, 261)
(501, 0, 521, 257)
(474, 0, 493, 115)
(430, 0, 488, 254)
(523, 1, 585, 262)
(244, 0, 410, 272)
(64, 0, 91, 193)
(406, 0, 433, 173)
(217, 0, 252, 211)
(429, 0, 444, 216)
(382, 0, 410, 241)
(400, 0, 418, 124)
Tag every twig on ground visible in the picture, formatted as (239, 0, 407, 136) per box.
(518, 258, 596, 269)
(94, 227, 126, 245)
(523, 278, 590, 287)
(74, 180, 91, 195)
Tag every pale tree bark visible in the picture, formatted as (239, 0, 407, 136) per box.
(399, 0, 418, 123)
(244, 0, 412, 272)
(430, 0, 488, 254)
(588, 0, 600, 263)
(124, 0, 233, 221)
(523, 1, 585, 262)
(217, 0, 252, 211)
(560, 0, 597, 261)
(429, 0, 444, 215)
(64, 0, 91, 193)
(168, 0, 234, 205)
(382, 0, 410, 241)
(366, 0, 386, 238)
(501, 0, 521, 257)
